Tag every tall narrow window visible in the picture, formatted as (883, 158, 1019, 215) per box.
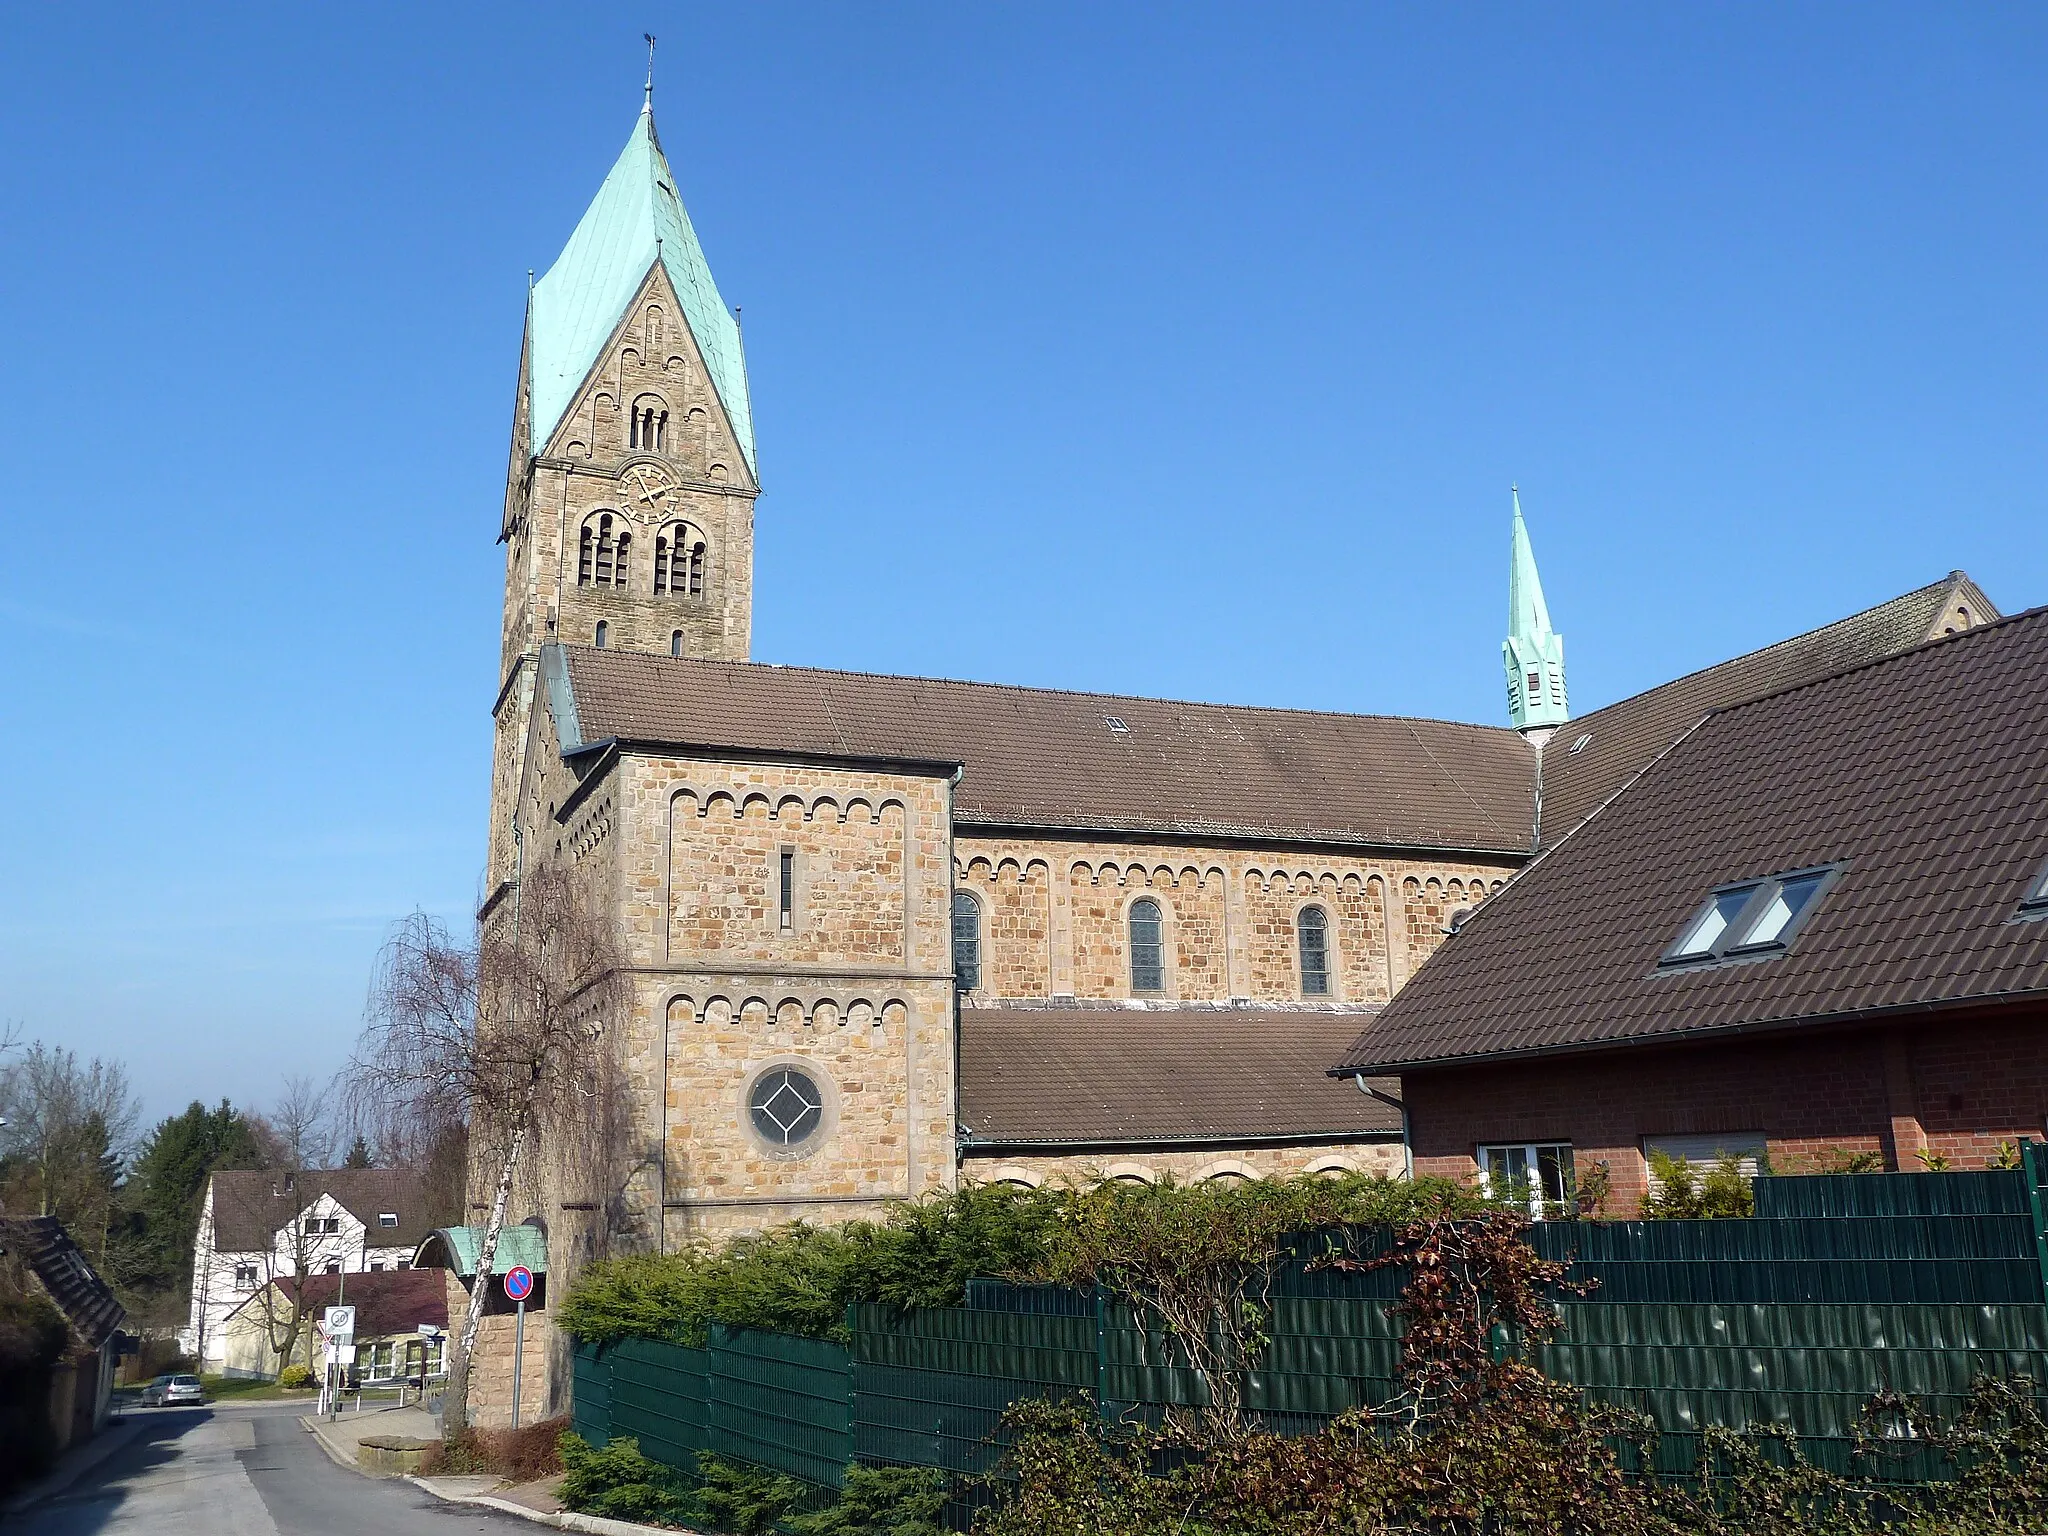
(952, 890, 982, 992)
(1298, 906, 1330, 997)
(1129, 898, 1164, 994)
(594, 620, 608, 648)
(779, 849, 795, 930)
(670, 630, 683, 658)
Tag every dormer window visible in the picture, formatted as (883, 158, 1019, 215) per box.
(2018, 859, 2048, 921)
(1660, 865, 1839, 968)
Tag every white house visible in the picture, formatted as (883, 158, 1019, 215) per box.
(181, 1168, 428, 1368)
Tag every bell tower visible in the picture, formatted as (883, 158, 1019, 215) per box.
(488, 89, 760, 892)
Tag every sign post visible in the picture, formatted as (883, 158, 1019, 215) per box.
(322, 1306, 356, 1419)
(503, 1266, 534, 1430)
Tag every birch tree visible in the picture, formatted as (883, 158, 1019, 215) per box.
(349, 864, 622, 1427)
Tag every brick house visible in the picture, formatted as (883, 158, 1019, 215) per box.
(1333, 608, 2048, 1215)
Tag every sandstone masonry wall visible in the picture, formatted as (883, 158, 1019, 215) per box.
(953, 834, 1517, 1003)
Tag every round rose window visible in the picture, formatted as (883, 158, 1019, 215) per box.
(749, 1066, 824, 1147)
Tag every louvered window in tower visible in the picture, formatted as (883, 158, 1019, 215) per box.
(656, 522, 706, 598)
(579, 513, 630, 589)
(630, 395, 670, 452)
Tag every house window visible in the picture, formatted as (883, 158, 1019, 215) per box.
(1129, 898, 1164, 994)
(577, 512, 631, 589)
(1298, 906, 1330, 997)
(1661, 866, 1838, 967)
(1478, 1142, 1575, 1219)
(1643, 1132, 1767, 1195)
(234, 1263, 258, 1288)
(323, 1260, 342, 1275)
(951, 890, 981, 991)
(325, 1218, 342, 1234)
(369, 1262, 385, 1272)
(655, 522, 705, 597)
(378, 1213, 398, 1228)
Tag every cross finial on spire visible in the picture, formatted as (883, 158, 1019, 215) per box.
(643, 33, 656, 113)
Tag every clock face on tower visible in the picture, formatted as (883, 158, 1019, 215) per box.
(620, 463, 679, 524)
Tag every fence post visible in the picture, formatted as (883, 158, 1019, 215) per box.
(2023, 1139, 2048, 1311)
(1093, 1287, 1109, 1427)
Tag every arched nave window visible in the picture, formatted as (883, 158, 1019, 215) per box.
(1129, 898, 1164, 994)
(951, 890, 982, 992)
(1298, 906, 1331, 997)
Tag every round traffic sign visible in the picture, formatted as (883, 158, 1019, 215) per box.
(503, 1265, 534, 1302)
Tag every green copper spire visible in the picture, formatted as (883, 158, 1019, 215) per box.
(1503, 487, 1568, 737)
(527, 105, 754, 472)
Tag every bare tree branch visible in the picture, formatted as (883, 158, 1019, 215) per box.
(348, 864, 624, 1428)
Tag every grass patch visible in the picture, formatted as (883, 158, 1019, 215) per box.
(196, 1374, 319, 1400)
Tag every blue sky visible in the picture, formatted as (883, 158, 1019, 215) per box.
(3, 5, 2044, 1130)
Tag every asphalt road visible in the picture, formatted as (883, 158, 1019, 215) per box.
(11, 1402, 525, 1536)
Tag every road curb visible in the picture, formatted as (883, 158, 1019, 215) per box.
(408, 1475, 707, 1534)
(299, 1414, 364, 1472)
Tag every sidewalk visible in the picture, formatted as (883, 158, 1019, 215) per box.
(300, 1402, 442, 1472)
(2, 1417, 143, 1516)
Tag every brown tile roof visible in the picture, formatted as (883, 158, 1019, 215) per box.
(0, 1216, 125, 1347)
(209, 1169, 433, 1254)
(1336, 607, 2048, 1074)
(239, 1267, 448, 1340)
(1537, 572, 1995, 844)
(554, 648, 1539, 853)
(959, 1004, 1404, 1146)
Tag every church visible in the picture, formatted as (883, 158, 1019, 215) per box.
(480, 94, 1996, 1275)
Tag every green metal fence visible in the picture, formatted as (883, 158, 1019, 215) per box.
(707, 1324, 854, 1490)
(569, 1165, 2048, 1521)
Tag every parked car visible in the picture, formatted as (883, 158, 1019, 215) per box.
(140, 1373, 205, 1407)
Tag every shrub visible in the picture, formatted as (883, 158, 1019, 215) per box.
(789, 1464, 946, 1536)
(1641, 1152, 1753, 1220)
(561, 1172, 1483, 1349)
(277, 1363, 316, 1389)
(421, 1415, 568, 1480)
(695, 1455, 807, 1535)
(557, 1432, 697, 1525)
(0, 1285, 67, 1496)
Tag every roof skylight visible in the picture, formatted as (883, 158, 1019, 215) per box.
(1103, 716, 1130, 735)
(1660, 866, 1839, 968)
(2019, 860, 2048, 921)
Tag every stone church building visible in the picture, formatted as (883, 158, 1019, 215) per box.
(478, 96, 1996, 1302)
